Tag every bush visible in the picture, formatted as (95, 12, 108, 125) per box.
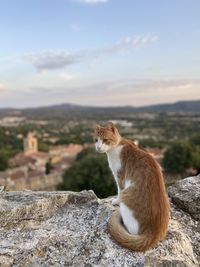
(191, 146, 200, 169)
(60, 148, 116, 198)
(38, 141, 49, 152)
(163, 142, 194, 174)
(0, 154, 8, 171)
(190, 134, 200, 146)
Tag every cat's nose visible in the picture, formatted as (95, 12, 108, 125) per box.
(96, 146, 101, 152)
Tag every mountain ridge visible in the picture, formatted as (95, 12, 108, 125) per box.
(0, 100, 200, 120)
(0, 100, 199, 113)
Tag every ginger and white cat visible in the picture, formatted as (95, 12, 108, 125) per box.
(94, 122, 170, 252)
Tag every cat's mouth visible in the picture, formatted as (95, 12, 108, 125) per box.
(96, 148, 106, 153)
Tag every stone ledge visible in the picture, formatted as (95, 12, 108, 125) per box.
(168, 175, 200, 220)
(0, 177, 199, 267)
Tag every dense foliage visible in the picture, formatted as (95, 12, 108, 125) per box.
(163, 141, 200, 174)
(60, 148, 116, 198)
(0, 108, 200, 180)
(0, 153, 8, 171)
(0, 129, 22, 155)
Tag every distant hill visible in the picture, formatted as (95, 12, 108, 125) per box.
(135, 100, 200, 113)
(14, 100, 200, 112)
(0, 100, 200, 120)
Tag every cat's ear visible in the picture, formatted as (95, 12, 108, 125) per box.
(94, 124, 101, 133)
(107, 122, 117, 133)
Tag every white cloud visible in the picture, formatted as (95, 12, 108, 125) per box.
(99, 34, 158, 54)
(22, 51, 82, 71)
(0, 83, 6, 91)
(22, 34, 158, 71)
(57, 72, 78, 81)
(78, 0, 109, 4)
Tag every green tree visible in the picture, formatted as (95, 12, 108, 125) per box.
(0, 154, 8, 171)
(59, 149, 116, 198)
(38, 141, 49, 152)
(76, 148, 95, 160)
(45, 161, 53, 174)
(163, 142, 194, 174)
(190, 134, 200, 146)
(139, 138, 163, 148)
(192, 146, 200, 169)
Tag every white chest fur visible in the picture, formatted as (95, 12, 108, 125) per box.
(107, 145, 123, 181)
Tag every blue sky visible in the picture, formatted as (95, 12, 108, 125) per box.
(0, 0, 200, 107)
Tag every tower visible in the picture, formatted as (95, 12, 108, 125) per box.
(24, 132, 38, 155)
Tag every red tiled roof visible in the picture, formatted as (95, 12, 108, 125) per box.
(50, 144, 83, 155)
(28, 170, 45, 178)
(11, 170, 26, 180)
(30, 152, 49, 159)
(9, 154, 37, 167)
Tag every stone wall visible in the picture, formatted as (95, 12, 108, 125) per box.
(0, 173, 62, 191)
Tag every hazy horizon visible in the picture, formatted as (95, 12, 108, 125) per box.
(0, 98, 199, 110)
(0, 0, 200, 108)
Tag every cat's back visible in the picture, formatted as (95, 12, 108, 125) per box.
(120, 138, 163, 179)
(120, 138, 157, 163)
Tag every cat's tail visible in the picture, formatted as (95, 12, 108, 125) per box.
(108, 210, 162, 252)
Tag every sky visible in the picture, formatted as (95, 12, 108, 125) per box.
(0, 0, 200, 108)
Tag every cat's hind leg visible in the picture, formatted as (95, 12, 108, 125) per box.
(120, 202, 139, 234)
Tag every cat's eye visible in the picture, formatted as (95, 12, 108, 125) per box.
(95, 139, 98, 142)
(103, 138, 108, 143)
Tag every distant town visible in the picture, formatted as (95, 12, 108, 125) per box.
(0, 101, 200, 192)
(0, 132, 81, 190)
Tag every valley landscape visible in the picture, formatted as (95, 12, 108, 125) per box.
(0, 100, 200, 195)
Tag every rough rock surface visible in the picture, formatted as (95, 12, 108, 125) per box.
(168, 175, 200, 220)
(0, 176, 199, 267)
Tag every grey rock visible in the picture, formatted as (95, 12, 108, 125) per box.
(168, 175, 200, 220)
(0, 186, 199, 266)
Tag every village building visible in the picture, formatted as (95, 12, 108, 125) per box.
(2, 133, 85, 191)
(9, 133, 49, 173)
(49, 144, 83, 158)
(24, 132, 38, 155)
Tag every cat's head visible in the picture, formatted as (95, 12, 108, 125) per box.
(94, 122, 121, 153)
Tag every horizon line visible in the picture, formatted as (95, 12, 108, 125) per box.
(0, 99, 199, 110)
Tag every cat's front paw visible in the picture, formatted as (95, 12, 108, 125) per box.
(112, 198, 120, 206)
